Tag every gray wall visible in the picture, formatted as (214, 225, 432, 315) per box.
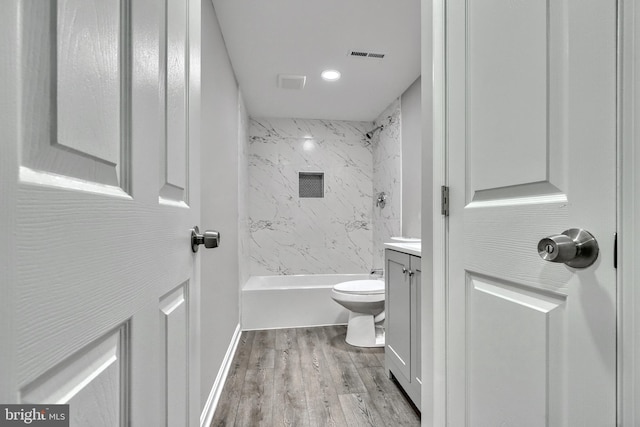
(372, 99, 402, 268)
(238, 95, 251, 288)
(371, 80, 422, 269)
(401, 77, 422, 238)
(200, 0, 242, 410)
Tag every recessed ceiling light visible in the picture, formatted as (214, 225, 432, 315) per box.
(321, 69, 341, 81)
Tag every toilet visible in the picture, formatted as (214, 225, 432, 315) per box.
(331, 280, 385, 348)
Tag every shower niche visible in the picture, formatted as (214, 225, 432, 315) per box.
(298, 172, 324, 198)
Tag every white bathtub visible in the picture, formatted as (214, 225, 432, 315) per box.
(241, 274, 373, 330)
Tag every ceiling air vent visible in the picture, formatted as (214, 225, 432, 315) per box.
(277, 74, 307, 90)
(348, 50, 386, 59)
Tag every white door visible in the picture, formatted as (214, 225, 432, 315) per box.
(445, 0, 617, 425)
(1, 0, 202, 425)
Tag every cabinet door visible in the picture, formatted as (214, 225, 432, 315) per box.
(411, 256, 422, 388)
(386, 249, 411, 382)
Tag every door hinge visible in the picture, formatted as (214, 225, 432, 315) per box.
(441, 186, 449, 217)
(614, 232, 617, 269)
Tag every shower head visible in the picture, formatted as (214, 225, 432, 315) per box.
(365, 125, 384, 139)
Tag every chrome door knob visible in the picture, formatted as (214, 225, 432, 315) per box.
(191, 226, 221, 252)
(537, 228, 599, 268)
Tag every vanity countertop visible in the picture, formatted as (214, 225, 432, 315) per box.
(384, 242, 421, 257)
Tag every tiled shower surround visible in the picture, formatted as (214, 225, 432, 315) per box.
(247, 104, 402, 276)
(248, 118, 374, 275)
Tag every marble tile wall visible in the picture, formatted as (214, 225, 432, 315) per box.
(248, 118, 374, 275)
(372, 99, 402, 269)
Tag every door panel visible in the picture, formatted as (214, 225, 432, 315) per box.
(57, 0, 123, 165)
(468, 0, 548, 192)
(447, 0, 617, 425)
(20, 325, 128, 426)
(468, 277, 564, 426)
(161, 0, 189, 204)
(160, 284, 189, 426)
(20, 0, 130, 191)
(2, 0, 201, 425)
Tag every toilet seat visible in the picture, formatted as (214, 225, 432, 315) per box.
(333, 280, 384, 295)
(330, 279, 386, 347)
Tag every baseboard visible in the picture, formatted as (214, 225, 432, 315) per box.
(200, 324, 242, 427)
(241, 322, 348, 331)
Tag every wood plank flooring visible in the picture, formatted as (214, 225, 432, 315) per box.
(211, 325, 420, 427)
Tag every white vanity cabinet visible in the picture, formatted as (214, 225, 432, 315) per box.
(385, 248, 421, 409)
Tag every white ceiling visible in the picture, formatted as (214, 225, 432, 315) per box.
(211, 0, 421, 122)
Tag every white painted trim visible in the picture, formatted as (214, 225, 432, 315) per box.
(0, 0, 18, 403)
(420, 0, 434, 422)
(188, 0, 202, 424)
(200, 324, 242, 427)
(620, 0, 639, 425)
(425, 0, 448, 425)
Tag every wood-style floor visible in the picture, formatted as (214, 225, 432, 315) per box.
(211, 325, 420, 427)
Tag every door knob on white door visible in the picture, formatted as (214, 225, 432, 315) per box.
(191, 226, 221, 252)
(537, 228, 599, 268)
